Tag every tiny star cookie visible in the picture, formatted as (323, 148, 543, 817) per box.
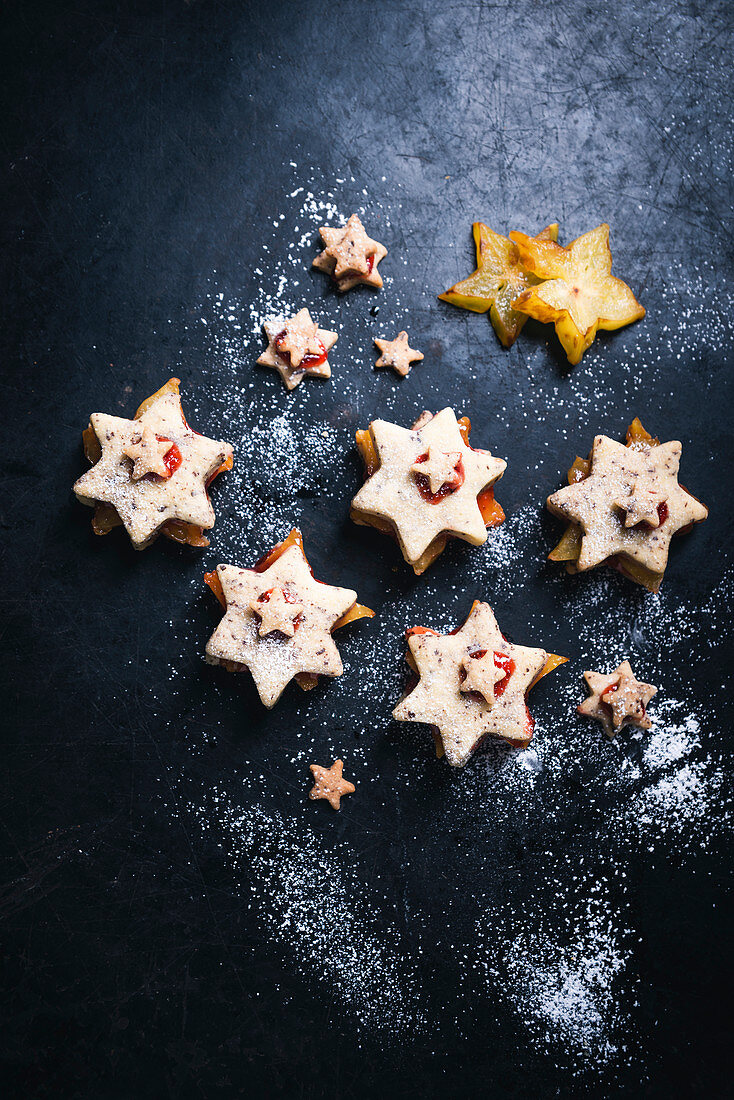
(351, 408, 506, 574)
(312, 213, 387, 292)
(577, 661, 657, 738)
(374, 331, 424, 377)
(547, 418, 708, 592)
(204, 530, 373, 708)
(257, 307, 338, 391)
(308, 759, 355, 810)
(393, 601, 567, 766)
(74, 378, 233, 550)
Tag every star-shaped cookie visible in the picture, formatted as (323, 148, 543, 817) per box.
(257, 308, 338, 390)
(510, 224, 645, 364)
(393, 602, 565, 766)
(351, 408, 506, 574)
(312, 213, 387, 292)
(577, 661, 657, 738)
(74, 378, 233, 550)
(308, 759, 355, 810)
(205, 531, 371, 708)
(439, 221, 558, 347)
(374, 331, 424, 377)
(547, 431, 708, 583)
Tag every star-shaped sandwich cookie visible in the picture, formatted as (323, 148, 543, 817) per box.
(308, 759, 355, 810)
(313, 214, 387, 291)
(578, 661, 657, 738)
(547, 429, 708, 588)
(439, 221, 558, 347)
(74, 378, 233, 550)
(205, 530, 373, 708)
(393, 602, 566, 766)
(351, 408, 506, 574)
(257, 308, 338, 390)
(510, 224, 645, 364)
(374, 331, 424, 377)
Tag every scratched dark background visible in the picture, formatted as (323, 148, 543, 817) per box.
(2, 0, 734, 1097)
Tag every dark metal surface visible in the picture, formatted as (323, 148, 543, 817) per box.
(2, 1, 733, 1096)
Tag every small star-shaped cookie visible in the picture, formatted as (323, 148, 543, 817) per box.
(510, 223, 645, 364)
(257, 308, 338, 391)
(439, 221, 558, 347)
(74, 378, 233, 550)
(249, 586, 304, 638)
(205, 531, 371, 708)
(308, 759, 355, 810)
(547, 430, 708, 585)
(351, 408, 506, 574)
(123, 425, 172, 480)
(460, 649, 505, 705)
(374, 331, 424, 377)
(393, 601, 566, 766)
(577, 661, 657, 738)
(313, 214, 387, 292)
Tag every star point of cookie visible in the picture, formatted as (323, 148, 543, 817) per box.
(313, 213, 387, 292)
(374, 331, 423, 377)
(439, 221, 558, 347)
(351, 408, 506, 574)
(578, 661, 657, 738)
(205, 530, 373, 708)
(257, 308, 337, 390)
(73, 378, 233, 550)
(547, 425, 708, 588)
(308, 759, 355, 810)
(510, 223, 645, 364)
(393, 602, 566, 766)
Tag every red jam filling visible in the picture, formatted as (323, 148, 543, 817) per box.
(156, 437, 182, 477)
(413, 453, 466, 503)
(656, 501, 669, 525)
(492, 651, 515, 697)
(366, 254, 375, 274)
(274, 329, 328, 370)
(255, 586, 303, 632)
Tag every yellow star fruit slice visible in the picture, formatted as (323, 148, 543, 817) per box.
(439, 222, 558, 347)
(510, 224, 645, 365)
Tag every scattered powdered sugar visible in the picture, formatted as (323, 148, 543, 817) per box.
(189, 796, 426, 1039)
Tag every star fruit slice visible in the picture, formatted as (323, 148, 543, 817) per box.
(510, 223, 645, 365)
(439, 222, 558, 347)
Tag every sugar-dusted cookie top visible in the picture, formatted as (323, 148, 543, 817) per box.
(351, 408, 506, 574)
(312, 214, 387, 292)
(73, 378, 233, 550)
(374, 331, 423, 377)
(547, 430, 708, 580)
(393, 601, 566, 766)
(205, 531, 372, 708)
(257, 307, 338, 390)
(577, 660, 657, 738)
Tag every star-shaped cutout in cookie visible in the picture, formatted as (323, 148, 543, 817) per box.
(74, 378, 233, 550)
(257, 308, 338, 391)
(249, 586, 304, 638)
(374, 331, 424, 377)
(439, 221, 558, 347)
(308, 759, 355, 810)
(123, 425, 172, 480)
(510, 224, 645, 364)
(547, 433, 708, 577)
(313, 214, 387, 292)
(578, 661, 657, 738)
(393, 602, 562, 766)
(615, 470, 664, 528)
(351, 408, 506, 574)
(460, 649, 505, 705)
(205, 536, 363, 708)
